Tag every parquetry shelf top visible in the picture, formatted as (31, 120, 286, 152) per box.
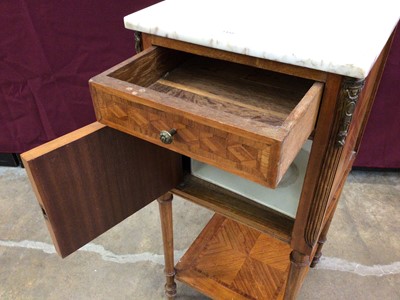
(124, 0, 399, 79)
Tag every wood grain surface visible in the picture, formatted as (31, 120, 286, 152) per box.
(22, 122, 182, 257)
(144, 34, 328, 82)
(176, 214, 291, 300)
(172, 174, 293, 243)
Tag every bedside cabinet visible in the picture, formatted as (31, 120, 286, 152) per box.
(21, 1, 399, 299)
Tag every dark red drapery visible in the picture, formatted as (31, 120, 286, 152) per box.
(0, 1, 399, 168)
(354, 28, 400, 168)
(0, 0, 160, 153)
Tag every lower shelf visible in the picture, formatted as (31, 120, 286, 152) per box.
(176, 214, 291, 300)
(173, 175, 294, 243)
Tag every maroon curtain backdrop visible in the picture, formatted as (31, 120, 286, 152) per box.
(354, 28, 400, 168)
(0, 0, 160, 153)
(1, 1, 399, 168)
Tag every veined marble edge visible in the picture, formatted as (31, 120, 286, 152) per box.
(124, 25, 363, 78)
(127, 30, 366, 78)
(123, 20, 389, 79)
(123, 5, 399, 79)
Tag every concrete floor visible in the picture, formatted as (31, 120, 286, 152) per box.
(0, 166, 399, 299)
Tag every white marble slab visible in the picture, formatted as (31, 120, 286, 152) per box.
(124, 0, 399, 79)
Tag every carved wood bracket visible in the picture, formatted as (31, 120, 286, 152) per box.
(336, 78, 365, 147)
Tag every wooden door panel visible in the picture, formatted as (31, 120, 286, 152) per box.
(21, 122, 182, 257)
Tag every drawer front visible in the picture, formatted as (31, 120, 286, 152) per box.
(90, 46, 323, 188)
(93, 90, 275, 186)
(21, 122, 182, 257)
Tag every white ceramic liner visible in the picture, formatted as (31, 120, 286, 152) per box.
(191, 140, 312, 218)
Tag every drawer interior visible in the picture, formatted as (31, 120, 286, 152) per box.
(108, 47, 314, 129)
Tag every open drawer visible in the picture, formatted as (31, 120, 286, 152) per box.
(90, 46, 323, 188)
(21, 122, 182, 258)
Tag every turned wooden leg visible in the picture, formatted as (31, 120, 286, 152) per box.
(157, 193, 176, 299)
(310, 236, 327, 268)
(310, 206, 335, 268)
(310, 211, 334, 268)
(311, 183, 343, 268)
(284, 251, 310, 300)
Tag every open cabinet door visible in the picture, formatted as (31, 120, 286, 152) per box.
(21, 122, 182, 258)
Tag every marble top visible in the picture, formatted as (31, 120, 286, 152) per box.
(124, 0, 399, 79)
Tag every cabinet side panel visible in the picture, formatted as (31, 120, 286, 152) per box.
(22, 123, 182, 257)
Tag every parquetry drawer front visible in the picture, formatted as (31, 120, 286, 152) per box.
(90, 46, 323, 188)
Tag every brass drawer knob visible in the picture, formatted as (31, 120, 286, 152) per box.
(160, 129, 177, 144)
